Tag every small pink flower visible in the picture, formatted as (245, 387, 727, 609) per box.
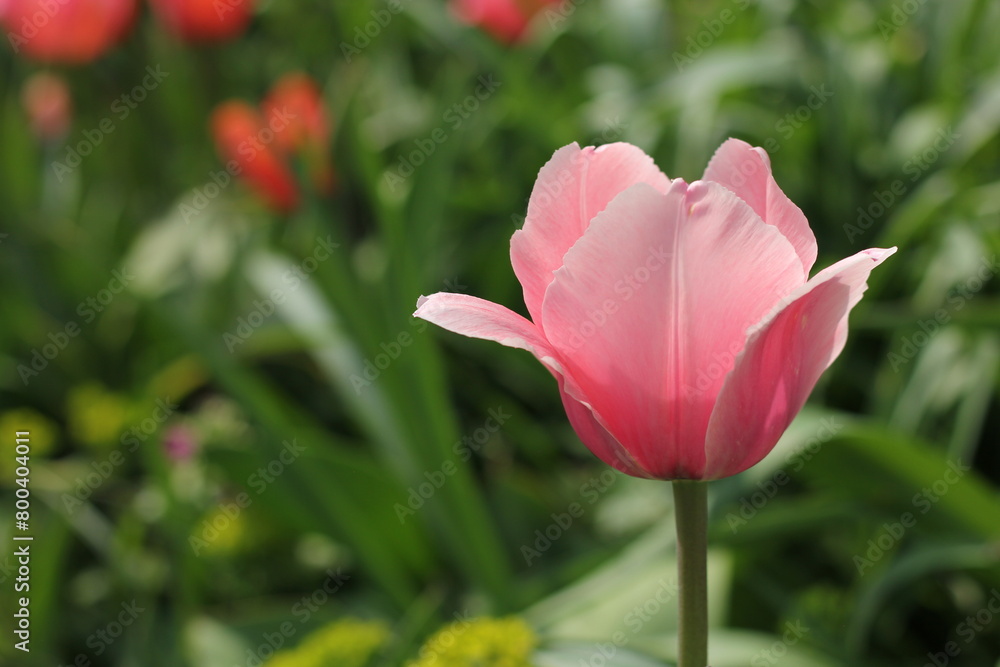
(163, 423, 198, 461)
(21, 71, 72, 141)
(415, 140, 895, 480)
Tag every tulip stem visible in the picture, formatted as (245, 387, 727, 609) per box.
(673, 480, 708, 667)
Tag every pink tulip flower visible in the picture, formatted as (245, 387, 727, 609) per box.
(415, 139, 895, 480)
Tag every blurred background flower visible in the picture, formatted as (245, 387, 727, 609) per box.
(210, 99, 300, 213)
(147, 0, 254, 43)
(0, 407, 56, 478)
(20, 71, 72, 140)
(451, 0, 562, 43)
(209, 72, 332, 214)
(162, 421, 199, 461)
(66, 383, 128, 449)
(407, 617, 537, 667)
(265, 618, 389, 667)
(0, 0, 135, 63)
(261, 72, 335, 195)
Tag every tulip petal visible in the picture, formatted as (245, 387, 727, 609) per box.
(703, 247, 896, 479)
(414, 293, 558, 367)
(541, 180, 803, 479)
(511, 142, 671, 325)
(558, 390, 656, 478)
(414, 293, 651, 476)
(703, 138, 817, 275)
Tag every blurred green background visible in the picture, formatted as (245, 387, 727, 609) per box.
(1, 0, 1000, 665)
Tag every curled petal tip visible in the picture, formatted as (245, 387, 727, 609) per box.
(866, 247, 898, 262)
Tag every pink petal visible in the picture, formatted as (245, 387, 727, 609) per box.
(510, 142, 671, 326)
(558, 387, 656, 478)
(541, 180, 803, 479)
(414, 293, 558, 368)
(703, 138, 817, 276)
(703, 247, 896, 479)
(414, 293, 651, 476)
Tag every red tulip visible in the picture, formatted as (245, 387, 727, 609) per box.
(147, 0, 253, 42)
(450, 0, 561, 43)
(21, 71, 72, 140)
(260, 73, 334, 193)
(210, 100, 298, 213)
(1, 0, 135, 63)
(415, 139, 895, 480)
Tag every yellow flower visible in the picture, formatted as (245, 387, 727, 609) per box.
(0, 408, 57, 478)
(265, 618, 389, 667)
(407, 617, 537, 667)
(66, 383, 127, 448)
(191, 503, 248, 556)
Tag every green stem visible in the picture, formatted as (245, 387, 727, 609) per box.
(673, 480, 709, 667)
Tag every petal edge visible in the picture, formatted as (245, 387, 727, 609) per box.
(703, 247, 896, 479)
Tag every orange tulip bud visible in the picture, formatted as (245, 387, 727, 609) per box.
(210, 100, 299, 214)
